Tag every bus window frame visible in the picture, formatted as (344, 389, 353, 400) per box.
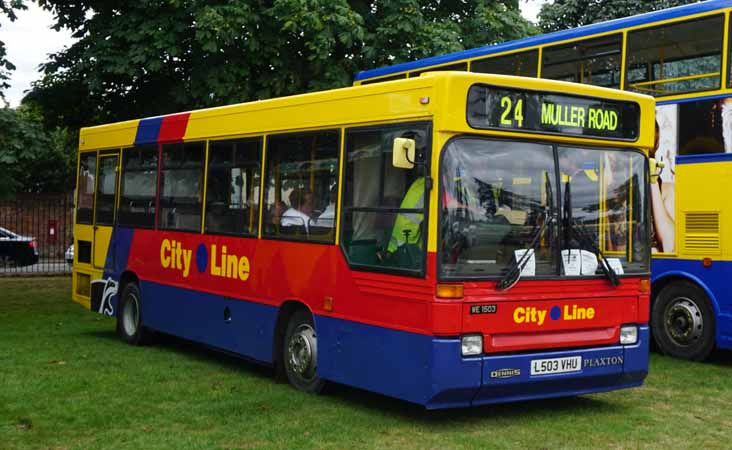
(436, 135, 650, 282)
(76, 151, 97, 225)
(260, 128, 342, 245)
(360, 73, 407, 85)
(157, 141, 207, 233)
(339, 121, 433, 279)
(410, 62, 468, 79)
(203, 136, 264, 238)
(624, 13, 726, 97)
(94, 149, 122, 227)
(541, 33, 624, 89)
(471, 49, 540, 79)
(117, 144, 160, 230)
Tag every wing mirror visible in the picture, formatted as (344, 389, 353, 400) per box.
(649, 158, 665, 183)
(392, 138, 416, 169)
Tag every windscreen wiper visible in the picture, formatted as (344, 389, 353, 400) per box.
(497, 173, 555, 291)
(562, 179, 619, 287)
(564, 216, 620, 286)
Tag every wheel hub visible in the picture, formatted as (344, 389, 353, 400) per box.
(122, 294, 140, 337)
(665, 297, 703, 346)
(288, 324, 317, 381)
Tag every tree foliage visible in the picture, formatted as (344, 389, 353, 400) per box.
(0, 106, 74, 198)
(0, 0, 26, 104)
(28, 1, 534, 130)
(538, 0, 701, 32)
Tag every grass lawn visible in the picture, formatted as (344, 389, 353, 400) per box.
(1, 277, 731, 450)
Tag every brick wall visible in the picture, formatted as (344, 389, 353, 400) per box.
(0, 193, 74, 259)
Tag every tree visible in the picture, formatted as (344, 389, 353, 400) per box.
(0, 0, 26, 105)
(0, 106, 74, 198)
(27, 1, 534, 131)
(538, 0, 701, 32)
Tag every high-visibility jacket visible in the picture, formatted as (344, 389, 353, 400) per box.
(388, 177, 424, 253)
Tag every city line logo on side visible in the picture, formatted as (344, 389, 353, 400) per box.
(160, 239, 250, 281)
(513, 305, 595, 326)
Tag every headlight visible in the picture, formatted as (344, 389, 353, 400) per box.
(620, 325, 638, 345)
(461, 334, 483, 356)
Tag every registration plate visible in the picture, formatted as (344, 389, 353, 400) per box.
(530, 356, 582, 376)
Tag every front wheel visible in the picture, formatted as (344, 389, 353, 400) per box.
(652, 281, 715, 361)
(116, 282, 149, 346)
(283, 309, 325, 393)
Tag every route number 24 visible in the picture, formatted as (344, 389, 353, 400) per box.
(500, 96, 524, 128)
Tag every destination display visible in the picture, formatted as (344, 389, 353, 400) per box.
(467, 85, 641, 140)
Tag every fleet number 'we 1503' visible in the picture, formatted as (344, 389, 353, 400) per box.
(530, 356, 582, 376)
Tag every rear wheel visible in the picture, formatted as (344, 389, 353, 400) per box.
(117, 282, 149, 345)
(652, 281, 714, 361)
(283, 309, 325, 393)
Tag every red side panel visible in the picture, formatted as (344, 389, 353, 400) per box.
(123, 229, 648, 353)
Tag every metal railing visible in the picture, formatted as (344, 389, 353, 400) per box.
(0, 193, 73, 275)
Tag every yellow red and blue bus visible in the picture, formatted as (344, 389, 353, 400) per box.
(356, 0, 732, 361)
(72, 72, 655, 408)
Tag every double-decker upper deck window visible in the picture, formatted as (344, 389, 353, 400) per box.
(159, 142, 205, 232)
(205, 138, 262, 236)
(76, 153, 96, 224)
(542, 34, 623, 89)
(472, 50, 538, 78)
(626, 15, 724, 96)
(341, 123, 430, 274)
(262, 131, 340, 242)
(118, 145, 158, 228)
(360, 74, 407, 85)
(410, 62, 468, 78)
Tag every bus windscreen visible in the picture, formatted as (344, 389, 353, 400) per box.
(467, 85, 640, 141)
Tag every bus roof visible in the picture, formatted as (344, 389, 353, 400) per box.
(354, 0, 731, 82)
(79, 72, 655, 151)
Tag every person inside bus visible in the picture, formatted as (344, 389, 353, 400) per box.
(270, 200, 287, 226)
(381, 176, 424, 267)
(650, 120, 675, 253)
(282, 188, 315, 232)
(314, 185, 337, 228)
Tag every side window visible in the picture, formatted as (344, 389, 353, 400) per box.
(410, 62, 468, 78)
(76, 152, 96, 224)
(542, 34, 622, 88)
(262, 131, 340, 242)
(472, 50, 539, 78)
(159, 142, 205, 232)
(205, 138, 262, 235)
(729, 18, 732, 88)
(94, 155, 119, 225)
(341, 123, 430, 274)
(118, 145, 158, 228)
(626, 15, 724, 96)
(361, 74, 407, 85)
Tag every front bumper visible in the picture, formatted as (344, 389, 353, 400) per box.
(425, 326, 649, 409)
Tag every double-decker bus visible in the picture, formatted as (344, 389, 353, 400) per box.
(355, 0, 732, 362)
(72, 72, 654, 408)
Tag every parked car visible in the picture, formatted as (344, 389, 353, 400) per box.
(0, 226, 40, 266)
(65, 243, 74, 266)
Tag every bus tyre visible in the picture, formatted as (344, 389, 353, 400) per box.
(117, 282, 149, 346)
(652, 281, 714, 361)
(283, 309, 325, 394)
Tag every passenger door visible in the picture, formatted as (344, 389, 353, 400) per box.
(93, 152, 120, 269)
(75, 152, 97, 268)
